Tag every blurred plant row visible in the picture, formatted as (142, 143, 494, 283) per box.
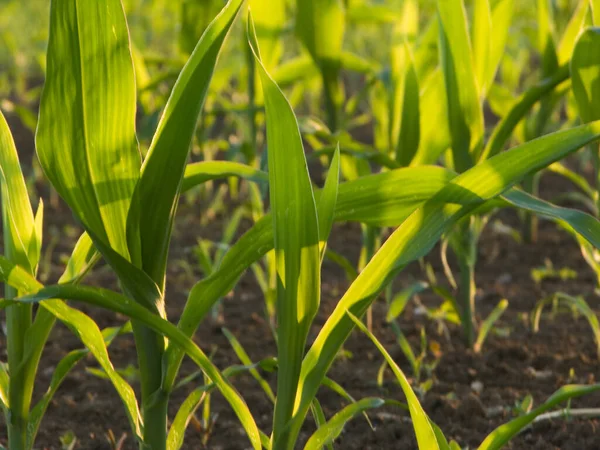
(2, 0, 600, 449)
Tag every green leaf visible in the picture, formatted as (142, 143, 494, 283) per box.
(36, 0, 140, 261)
(386, 281, 429, 322)
(165, 166, 457, 391)
(0, 256, 143, 441)
(222, 328, 276, 403)
(26, 349, 86, 447)
(127, 0, 244, 288)
(501, 188, 600, 250)
(557, 0, 589, 65)
(249, 0, 286, 70)
(411, 70, 451, 166)
(249, 13, 321, 444)
(593, 0, 600, 25)
(347, 312, 440, 449)
(303, 397, 385, 450)
(472, 0, 492, 95)
(474, 299, 508, 353)
(289, 122, 600, 446)
(0, 109, 38, 274)
(182, 161, 268, 193)
(571, 27, 600, 123)
(0, 363, 8, 410)
(58, 233, 100, 285)
(335, 166, 456, 226)
(487, 0, 514, 95)
(167, 385, 210, 450)
(309, 399, 333, 450)
(537, 0, 559, 76)
(478, 384, 600, 450)
(482, 65, 570, 160)
(346, 3, 402, 24)
(317, 146, 340, 258)
(391, 41, 420, 166)
(16, 283, 262, 450)
(437, 0, 484, 170)
(296, 0, 345, 70)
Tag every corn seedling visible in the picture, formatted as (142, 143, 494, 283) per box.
(3, 2, 600, 449)
(349, 310, 600, 450)
(532, 292, 600, 359)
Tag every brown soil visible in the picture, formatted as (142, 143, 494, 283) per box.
(1, 120, 600, 449)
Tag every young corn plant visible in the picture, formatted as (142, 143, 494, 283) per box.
(0, 108, 151, 450)
(4, 4, 600, 450)
(2, 1, 265, 449)
(390, 0, 593, 348)
(566, 24, 600, 285)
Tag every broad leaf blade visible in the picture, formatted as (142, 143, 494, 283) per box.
(36, 0, 140, 260)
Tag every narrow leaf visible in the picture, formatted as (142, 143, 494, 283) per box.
(249, 13, 321, 443)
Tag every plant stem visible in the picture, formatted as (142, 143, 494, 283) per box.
(321, 66, 343, 133)
(361, 225, 379, 332)
(453, 220, 479, 349)
(132, 322, 168, 450)
(457, 254, 476, 348)
(592, 143, 600, 216)
(6, 285, 32, 450)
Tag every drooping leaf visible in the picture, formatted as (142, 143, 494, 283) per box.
(303, 397, 385, 450)
(165, 166, 455, 391)
(288, 122, 600, 446)
(0, 256, 143, 440)
(15, 283, 262, 450)
(478, 384, 600, 450)
(482, 65, 570, 159)
(182, 161, 268, 193)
